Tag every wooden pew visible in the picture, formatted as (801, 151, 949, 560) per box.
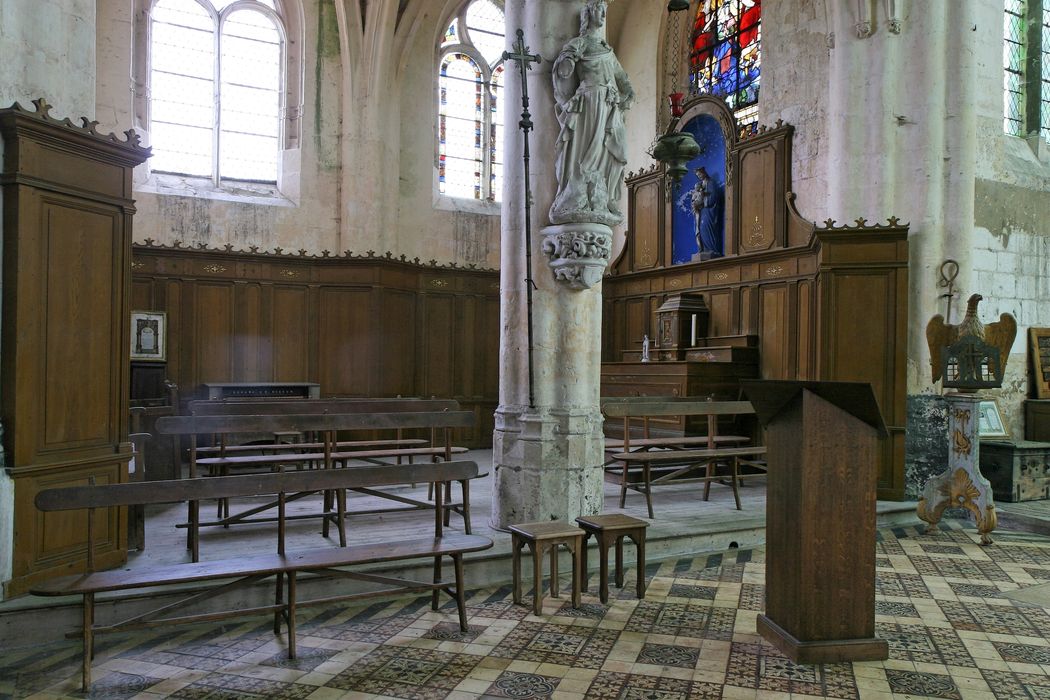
(31, 461, 493, 692)
(156, 411, 477, 560)
(602, 400, 767, 518)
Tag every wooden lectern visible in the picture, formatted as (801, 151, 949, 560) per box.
(742, 380, 889, 664)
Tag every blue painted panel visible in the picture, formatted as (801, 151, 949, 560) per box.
(671, 114, 726, 265)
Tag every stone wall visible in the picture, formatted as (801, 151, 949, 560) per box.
(0, 0, 96, 118)
(972, 0, 1050, 440)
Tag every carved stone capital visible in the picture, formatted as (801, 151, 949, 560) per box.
(540, 222, 612, 290)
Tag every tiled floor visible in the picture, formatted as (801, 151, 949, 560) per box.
(7, 520, 1050, 698)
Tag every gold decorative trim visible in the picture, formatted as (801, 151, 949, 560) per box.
(713, 272, 729, 282)
(131, 260, 145, 270)
(278, 269, 300, 278)
(430, 279, 449, 288)
(202, 264, 228, 274)
(668, 279, 683, 288)
(766, 265, 784, 277)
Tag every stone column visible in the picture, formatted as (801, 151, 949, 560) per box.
(492, 0, 608, 529)
(825, 1, 979, 495)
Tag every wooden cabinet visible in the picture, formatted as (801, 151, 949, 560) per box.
(0, 100, 150, 596)
(1026, 400, 1050, 442)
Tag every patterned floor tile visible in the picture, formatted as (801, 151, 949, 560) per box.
(482, 670, 560, 699)
(981, 668, 1050, 699)
(884, 669, 961, 699)
(260, 645, 339, 671)
(624, 601, 737, 641)
(422, 621, 486, 642)
(323, 646, 480, 698)
(738, 582, 765, 611)
(299, 611, 420, 643)
(876, 622, 974, 665)
(675, 563, 746, 584)
(875, 570, 933, 598)
(875, 600, 920, 617)
(876, 539, 906, 556)
(919, 543, 968, 556)
(947, 581, 1005, 598)
(909, 555, 1013, 582)
(668, 583, 718, 600)
(724, 641, 858, 699)
(636, 642, 700, 668)
(171, 671, 317, 699)
(875, 556, 892, 568)
(584, 670, 722, 699)
(989, 544, 1050, 566)
(489, 620, 618, 669)
(79, 672, 164, 700)
(991, 640, 1050, 664)
(939, 599, 1050, 636)
(552, 601, 609, 619)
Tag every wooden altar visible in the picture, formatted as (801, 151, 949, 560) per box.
(602, 97, 909, 499)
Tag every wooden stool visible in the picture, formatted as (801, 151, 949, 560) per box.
(509, 521, 585, 616)
(575, 514, 649, 603)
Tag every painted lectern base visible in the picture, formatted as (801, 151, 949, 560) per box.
(757, 615, 889, 664)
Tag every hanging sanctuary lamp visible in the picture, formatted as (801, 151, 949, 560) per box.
(649, 0, 699, 183)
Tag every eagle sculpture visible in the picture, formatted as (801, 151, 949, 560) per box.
(926, 293, 1017, 384)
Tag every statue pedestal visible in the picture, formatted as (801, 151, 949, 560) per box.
(917, 393, 997, 545)
(541, 222, 612, 290)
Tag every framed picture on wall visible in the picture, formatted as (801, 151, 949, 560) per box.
(130, 311, 166, 362)
(977, 399, 1009, 439)
(1030, 328, 1050, 400)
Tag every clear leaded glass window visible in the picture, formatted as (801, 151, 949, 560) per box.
(689, 0, 761, 131)
(1003, 0, 1050, 142)
(1004, 0, 1025, 136)
(149, 0, 283, 183)
(438, 0, 505, 202)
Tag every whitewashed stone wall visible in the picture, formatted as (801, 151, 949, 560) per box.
(972, 0, 1050, 437)
(0, 0, 96, 118)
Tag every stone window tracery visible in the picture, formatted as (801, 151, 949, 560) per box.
(144, 0, 295, 185)
(438, 0, 505, 202)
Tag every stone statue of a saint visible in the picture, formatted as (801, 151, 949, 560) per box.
(641, 334, 650, 362)
(549, 0, 634, 227)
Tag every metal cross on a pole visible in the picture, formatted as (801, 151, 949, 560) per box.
(502, 29, 541, 409)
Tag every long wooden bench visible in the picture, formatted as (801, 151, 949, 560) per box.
(156, 411, 477, 560)
(603, 400, 767, 518)
(31, 460, 493, 692)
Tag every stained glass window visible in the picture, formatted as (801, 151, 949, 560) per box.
(150, 0, 284, 183)
(689, 0, 761, 130)
(438, 0, 505, 202)
(1004, 0, 1050, 142)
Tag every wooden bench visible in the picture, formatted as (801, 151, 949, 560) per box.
(603, 400, 767, 518)
(156, 411, 477, 560)
(30, 460, 493, 692)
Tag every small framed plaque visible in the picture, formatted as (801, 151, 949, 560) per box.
(977, 398, 1009, 439)
(130, 310, 166, 362)
(1031, 328, 1050, 400)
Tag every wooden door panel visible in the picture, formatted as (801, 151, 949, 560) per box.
(317, 287, 372, 396)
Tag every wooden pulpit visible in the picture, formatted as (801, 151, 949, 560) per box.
(742, 380, 889, 664)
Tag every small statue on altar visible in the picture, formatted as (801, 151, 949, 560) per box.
(641, 334, 651, 363)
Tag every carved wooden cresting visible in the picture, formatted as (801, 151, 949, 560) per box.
(603, 96, 910, 499)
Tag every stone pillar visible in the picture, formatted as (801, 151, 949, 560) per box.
(825, 1, 980, 495)
(492, 0, 608, 528)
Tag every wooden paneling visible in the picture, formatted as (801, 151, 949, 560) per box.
(194, 284, 235, 384)
(273, 286, 310, 381)
(739, 146, 778, 253)
(130, 247, 501, 449)
(758, 284, 790, 379)
(318, 288, 373, 396)
(633, 180, 660, 270)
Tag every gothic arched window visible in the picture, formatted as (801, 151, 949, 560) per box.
(148, 0, 285, 183)
(1003, 0, 1050, 142)
(438, 0, 506, 202)
(689, 0, 761, 132)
